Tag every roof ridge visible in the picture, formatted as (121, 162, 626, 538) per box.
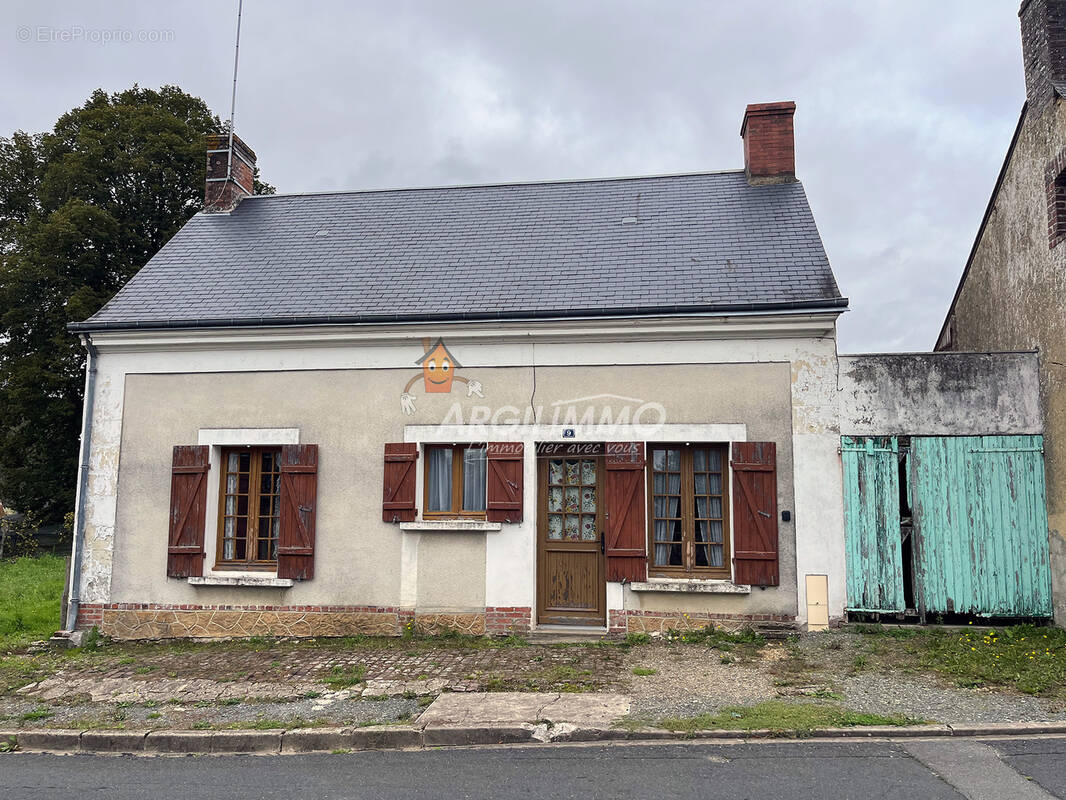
(235, 169, 750, 202)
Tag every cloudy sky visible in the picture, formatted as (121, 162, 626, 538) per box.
(1, 1, 1024, 352)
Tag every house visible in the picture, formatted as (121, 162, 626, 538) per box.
(936, 0, 1066, 624)
(61, 98, 1050, 641)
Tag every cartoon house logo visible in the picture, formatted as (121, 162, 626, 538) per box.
(400, 338, 484, 415)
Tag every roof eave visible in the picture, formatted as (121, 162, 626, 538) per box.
(68, 297, 849, 334)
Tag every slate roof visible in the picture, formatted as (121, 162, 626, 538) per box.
(72, 170, 846, 331)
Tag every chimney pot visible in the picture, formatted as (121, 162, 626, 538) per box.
(740, 101, 797, 185)
(204, 132, 257, 212)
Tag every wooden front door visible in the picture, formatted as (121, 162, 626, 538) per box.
(536, 455, 606, 625)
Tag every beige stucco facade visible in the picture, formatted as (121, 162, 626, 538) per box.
(938, 97, 1066, 623)
(71, 314, 847, 638)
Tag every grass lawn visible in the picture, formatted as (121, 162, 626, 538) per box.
(905, 624, 1066, 697)
(0, 555, 66, 650)
(657, 701, 923, 734)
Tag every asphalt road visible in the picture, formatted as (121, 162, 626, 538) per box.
(2, 737, 1065, 800)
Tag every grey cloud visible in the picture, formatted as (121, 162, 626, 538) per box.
(0, 0, 1027, 351)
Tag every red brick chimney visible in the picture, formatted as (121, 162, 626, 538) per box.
(204, 132, 256, 212)
(740, 101, 797, 185)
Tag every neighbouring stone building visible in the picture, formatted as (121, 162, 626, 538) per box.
(937, 0, 1066, 624)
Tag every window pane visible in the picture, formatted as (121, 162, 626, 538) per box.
(427, 447, 453, 512)
(695, 496, 708, 519)
(564, 514, 580, 540)
(549, 487, 563, 512)
(707, 448, 722, 470)
(695, 544, 710, 567)
(462, 446, 487, 511)
(708, 520, 723, 544)
(708, 497, 722, 518)
(581, 515, 597, 541)
(709, 543, 724, 567)
(565, 460, 580, 485)
(548, 514, 563, 539)
(581, 487, 596, 513)
(668, 473, 681, 494)
(694, 473, 708, 494)
(652, 449, 666, 471)
(666, 449, 681, 470)
(581, 460, 596, 485)
(549, 459, 563, 484)
(563, 487, 579, 512)
(694, 448, 707, 471)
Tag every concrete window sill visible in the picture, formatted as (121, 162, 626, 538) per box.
(188, 575, 294, 588)
(629, 579, 751, 595)
(399, 520, 503, 533)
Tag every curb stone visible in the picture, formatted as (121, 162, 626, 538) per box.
(80, 730, 149, 753)
(349, 726, 422, 750)
(204, 730, 283, 754)
(422, 724, 536, 747)
(3, 721, 1066, 755)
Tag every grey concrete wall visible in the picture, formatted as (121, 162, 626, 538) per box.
(839, 352, 1043, 437)
(938, 96, 1066, 623)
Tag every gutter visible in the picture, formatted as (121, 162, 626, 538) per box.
(66, 297, 849, 333)
(63, 334, 98, 633)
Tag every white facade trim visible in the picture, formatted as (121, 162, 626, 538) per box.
(188, 575, 294, 588)
(197, 428, 300, 446)
(85, 313, 840, 354)
(629, 579, 752, 595)
(398, 521, 502, 532)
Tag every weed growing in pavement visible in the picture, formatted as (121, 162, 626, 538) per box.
(324, 664, 367, 690)
(0, 735, 18, 752)
(624, 633, 652, 646)
(658, 701, 924, 735)
(19, 707, 53, 722)
(665, 625, 765, 661)
(631, 667, 657, 676)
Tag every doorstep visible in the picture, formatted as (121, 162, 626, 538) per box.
(527, 624, 610, 644)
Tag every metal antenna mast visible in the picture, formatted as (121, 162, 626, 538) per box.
(226, 0, 244, 187)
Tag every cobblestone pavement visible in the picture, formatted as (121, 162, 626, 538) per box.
(13, 640, 628, 705)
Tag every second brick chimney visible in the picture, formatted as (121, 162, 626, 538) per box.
(204, 132, 257, 212)
(740, 101, 797, 185)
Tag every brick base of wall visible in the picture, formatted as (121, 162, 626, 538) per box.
(76, 603, 495, 641)
(485, 607, 532, 635)
(75, 603, 789, 640)
(616, 610, 795, 635)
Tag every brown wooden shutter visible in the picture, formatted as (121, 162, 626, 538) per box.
(383, 443, 418, 522)
(167, 445, 209, 578)
(605, 442, 647, 582)
(730, 441, 779, 587)
(278, 444, 319, 580)
(486, 442, 524, 522)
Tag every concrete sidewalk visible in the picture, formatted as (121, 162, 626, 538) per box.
(6, 692, 1066, 755)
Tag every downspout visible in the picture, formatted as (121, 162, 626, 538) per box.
(63, 333, 98, 632)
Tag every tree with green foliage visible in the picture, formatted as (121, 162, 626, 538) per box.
(0, 85, 273, 522)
